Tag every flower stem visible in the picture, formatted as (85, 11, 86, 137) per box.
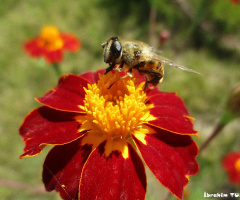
(52, 63, 62, 77)
(199, 123, 225, 153)
(199, 109, 236, 153)
(163, 191, 172, 200)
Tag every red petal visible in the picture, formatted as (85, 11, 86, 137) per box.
(78, 69, 118, 83)
(230, 0, 239, 5)
(19, 106, 83, 158)
(223, 152, 240, 170)
(222, 152, 240, 185)
(61, 33, 81, 52)
(146, 86, 161, 96)
(24, 38, 45, 57)
(148, 92, 197, 134)
(133, 129, 199, 200)
(37, 74, 89, 112)
(78, 70, 103, 84)
(79, 142, 146, 200)
(43, 139, 92, 200)
(44, 50, 64, 64)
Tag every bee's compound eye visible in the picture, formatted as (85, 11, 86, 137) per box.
(110, 40, 122, 59)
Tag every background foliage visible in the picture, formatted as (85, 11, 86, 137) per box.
(0, 0, 240, 199)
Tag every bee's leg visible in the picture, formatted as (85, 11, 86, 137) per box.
(144, 77, 161, 91)
(137, 69, 163, 91)
(108, 68, 132, 89)
(117, 68, 133, 80)
(118, 62, 124, 71)
(104, 63, 115, 75)
(108, 81, 116, 89)
(143, 82, 148, 91)
(126, 68, 133, 77)
(131, 62, 147, 89)
(116, 67, 133, 79)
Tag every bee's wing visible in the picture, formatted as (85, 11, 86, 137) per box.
(140, 47, 201, 75)
(157, 55, 201, 75)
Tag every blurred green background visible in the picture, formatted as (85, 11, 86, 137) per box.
(0, 0, 240, 199)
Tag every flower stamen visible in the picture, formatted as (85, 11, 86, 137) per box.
(38, 26, 64, 51)
(235, 158, 240, 173)
(78, 72, 155, 148)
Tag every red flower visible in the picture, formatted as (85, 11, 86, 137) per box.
(229, 0, 239, 5)
(24, 26, 80, 64)
(19, 70, 199, 200)
(223, 152, 240, 187)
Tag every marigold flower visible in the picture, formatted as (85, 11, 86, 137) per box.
(229, 0, 239, 5)
(19, 70, 199, 200)
(24, 25, 80, 64)
(222, 152, 240, 187)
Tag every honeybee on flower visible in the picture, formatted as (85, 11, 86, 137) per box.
(102, 37, 200, 90)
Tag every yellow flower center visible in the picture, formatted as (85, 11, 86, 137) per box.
(235, 158, 240, 173)
(76, 72, 156, 156)
(38, 26, 63, 51)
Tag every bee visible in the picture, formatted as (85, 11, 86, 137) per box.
(102, 37, 200, 90)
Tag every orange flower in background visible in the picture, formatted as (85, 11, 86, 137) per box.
(223, 152, 240, 187)
(24, 26, 80, 64)
(229, 0, 240, 5)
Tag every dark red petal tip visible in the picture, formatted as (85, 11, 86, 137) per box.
(36, 74, 90, 112)
(133, 130, 199, 200)
(19, 106, 83, 158)
(79, 142, 146, 200)
(148, 92, 197, 134)
(43, 139, 92, 200)
(61, 33, 81, 52)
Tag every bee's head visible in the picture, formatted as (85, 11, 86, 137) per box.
(102, 37, 122, 64)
